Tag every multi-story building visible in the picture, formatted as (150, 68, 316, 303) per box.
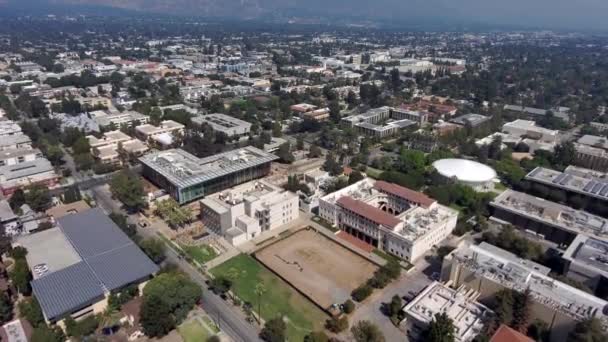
(91, 110, 149, 129)
(402, 281, 493, 342)
(0, 152, 59, 196)
(135, 120, 185, 148)
(302, 108, 331, 122)
(490, 190, 608, 245)
(503, 104, 571, 123)
(502, 119, 558, 144)
(200, 180, 299, 245)
(0, 134, 32, 151)
(525, 166, 608, 208)
(319, 178, 458, 262)
(341, 107, 419, 138)
(0, 120, 23, 137)
(562, 235, 608, 295)
(15, 209, 158, 324)
(192, 113, 252, 138)
(450, 113, 490, 128)
(590, 122, 608, 133)
(574, 135, 608, 172)
(441, 242, 608, 341)
(87, 131, 148, 165)
(140, 147, 278, 204)
(0, 148, 42, 167)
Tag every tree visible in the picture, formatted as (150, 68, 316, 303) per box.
(140, 294, 175, 337)
(426, 313, 455, 342)
(493, 289, 515, 326)
(305, 331, 329, 342)
(138, 238, 166, 264)
(71, 136, 91, 155)
(65, 315, 99, 338)
(567, 318, 608, 342)
(74, 153, 94, 171)
(329, 100, 341, 123)
(272, 122, 283, 137)
(308, 144, 322, 158)
(276, 143, 295, 164)
(512, 289, 532, 333)
(209, 276, 232, 296)
(552, 142, 576, 169)
(30, 325, 65, 342)
(324, 153, 343, 176)
(351, 320, 385, 342)
(390, 68, 401, 90)
(388, 295, 403, 318)
(343, 299, 355, 314)
(18, 297, 44, 327)
(260, 317, 287, 342)
(352, 284, 373, 302)
(110, 170, 146, 212)
(325, 316, 349, 333)
(142, 272, 201, 324)
(24, 184, 52, 212)
(10, 259, 32, 295)
(348, 170, 365, 185)
(296, 135, 305, 150)
(0, 294, 12, 324)
(9, 188, 26, 210)
(109, 212, 137, 238)
(255, 282, 267, 321)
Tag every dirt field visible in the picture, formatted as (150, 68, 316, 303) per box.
(255, 228, 377, 310)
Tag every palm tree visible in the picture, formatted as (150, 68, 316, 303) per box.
(254, 282, 267, 323)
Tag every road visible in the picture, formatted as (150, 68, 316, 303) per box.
(91, 185, 262, 342)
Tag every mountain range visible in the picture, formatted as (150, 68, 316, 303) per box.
(2, 0, 608, 31)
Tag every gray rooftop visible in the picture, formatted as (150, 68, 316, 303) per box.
(30, 208, 159, 321)
(563, 234, 608, 276)
(139, 146, 278, 189)
(17, 228, 82, 279)
(526, 167, 608, 201)
(450, 113, 489, 127)
(0, 158, 55, 181)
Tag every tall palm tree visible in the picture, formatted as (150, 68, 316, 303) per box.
(254, 282, 267, 323)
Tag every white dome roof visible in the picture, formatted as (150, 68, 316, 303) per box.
(432, 158, 497, 184)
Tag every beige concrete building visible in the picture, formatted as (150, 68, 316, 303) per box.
(441, 242, 608, 341)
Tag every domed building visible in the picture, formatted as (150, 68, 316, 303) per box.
(432, 158, 497, 191)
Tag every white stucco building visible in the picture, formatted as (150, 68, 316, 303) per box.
(200, 180, 299, 245)
(319, 178, 458, 262)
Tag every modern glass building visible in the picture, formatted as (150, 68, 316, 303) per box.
(140, 146, 278, 204)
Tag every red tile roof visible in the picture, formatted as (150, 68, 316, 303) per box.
(336, 231, 374, 253)
(490, 325, 534, 342)
(337, 196, 401, 228)
(374, 181, 436, 208)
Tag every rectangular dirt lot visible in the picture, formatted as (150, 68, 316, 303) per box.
(255, 228, 377, 309)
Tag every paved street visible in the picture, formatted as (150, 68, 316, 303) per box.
(91, 185, 262, 342)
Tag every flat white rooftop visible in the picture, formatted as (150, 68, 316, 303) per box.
(451, 242, 608, 325)
(491, 190, 608, 240)
(403, 281, 492, 342)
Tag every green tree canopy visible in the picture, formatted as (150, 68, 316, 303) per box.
(110, 170, 146, 212)
(427, 312, 456, 342)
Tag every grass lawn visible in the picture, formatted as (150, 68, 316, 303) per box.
(365, 166, 383, 179)
(180, 243, 218, 264)
(178, 320, 212, 342)
(210, 254, 326, 341)
(202, 316, 220, 334)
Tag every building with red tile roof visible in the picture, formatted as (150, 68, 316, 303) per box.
(490, 325, 534, 342)
(374, 180, 436, 208)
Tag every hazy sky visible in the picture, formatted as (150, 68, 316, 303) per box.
(300, 0, 608, 30)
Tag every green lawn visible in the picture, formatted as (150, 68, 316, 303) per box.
(365, 166, 383, 179)
(202, 316, 220, 334)
(180, 243, 218, 264)
(210, 254, 326, 341)
(178, 320, 212, 342)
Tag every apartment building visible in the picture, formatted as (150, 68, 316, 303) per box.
(91, 110, 149, 129)
(87, 131, 148, 165)
(341, 106, 419, 138)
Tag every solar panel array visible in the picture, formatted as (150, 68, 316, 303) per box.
(583, 180, 608, 198)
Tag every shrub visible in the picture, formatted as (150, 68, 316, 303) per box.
(343, 299, 355, 314)
(325, 316, 349, 333)
(352, 284, 373, 302)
